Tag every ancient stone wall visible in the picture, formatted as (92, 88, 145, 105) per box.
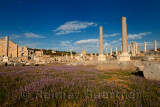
(0, 39, 5, 56)
(35, 51, 43, 57)
(18, 46, 29, 57)
(8, 41, 18, 57)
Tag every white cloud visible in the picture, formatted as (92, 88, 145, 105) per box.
(54, 20, 97, 35)
(119, 38, 122, 41)
(64, 45, 99, 53)
(104, 33, 121, 37)
(74, 39, 99, 45)
(127, 32, 152, 40)
(110, 40, 120, 44)
(9, 34, 22, 39)
(24, 33, 45, 38)
(60, 41, 71, 46)
(0, 36, 4, 39)
(136, 42, 152, 46)
(55, 30, 81, 35)
(18, 41, 44, 48)
(104, 43, 110, 47)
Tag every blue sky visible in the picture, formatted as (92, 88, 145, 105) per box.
(0, 0, 160, 53)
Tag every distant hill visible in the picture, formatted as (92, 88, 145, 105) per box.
(149, 48, 160, 51)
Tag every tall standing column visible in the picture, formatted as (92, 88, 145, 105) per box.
(70, 49, 73, 59)
(121, 45, 122, 53)
(131, 42, 136, 56)
(98, 26, 106, 61)
(110, 46, 112, 55)
(128, 44, 130, 53)
(66, 53, 68, 58)
(135, 43, 138, 55)
(122, 17, 128, 53)
(5, 36, 9, 56)
(99, 26, 103, 55)
(106, 47, 108, 56)
(115, 46, 118, 55)
(144, 41, 146, 54)
(119, 17, 130, 61)
(154, 40, 157, 51)
(137, 45, 140, 55)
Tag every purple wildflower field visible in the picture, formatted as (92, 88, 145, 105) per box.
(0, 65, 160, 106)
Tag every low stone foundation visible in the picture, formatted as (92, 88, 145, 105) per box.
(98, 54, 106, 61)
(118, 53, 131, 61)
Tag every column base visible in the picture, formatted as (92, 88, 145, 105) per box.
(3, 56, 9, 62)
(89, 57, 93, 61)
(119, 53, 130, 61)
(98, 54, 106, 61)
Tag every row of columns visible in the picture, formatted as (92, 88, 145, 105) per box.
(71, 17, 158, 61)
(104, 40, 157, 57)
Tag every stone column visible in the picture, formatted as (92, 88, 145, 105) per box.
(1, 56, 3, 61)
(98, 26, 106, 61)
(70, 49, 73, 59)
(110, 46, 112, 55)
(122, 17, 127, 53)
(99, 26, 103, 55)
(91, 53, 93, 56)
(115, 46, 118, 55)
(3, 36, 9, 62)
(98, 48, 100, 55)
(66, 53, 68, 58)
(106, 47, 108, 56)
(128, 44, 130, 53)
(119, 17, 130, 61)
(144, 41, 146, 54)
(131, 42, 136, 56)
(121, 45, 122, 53)
(137, 45, 140, 55)
(66, 53, 69, 61)
(136, 43, 138, 55)
(154, 40, 157, 51)
(89, 53, 93, 60)
(5, 36, 9, 56)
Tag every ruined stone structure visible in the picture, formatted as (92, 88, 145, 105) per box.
(35, 50, 44, 57)
(18, 46, 28, 57)
(0, 36, 19, 58)
(81, 50, 86, 56)
(0, 36, 44, 61)
(81, 50, 87, 59)
(52, 50, 56, 53)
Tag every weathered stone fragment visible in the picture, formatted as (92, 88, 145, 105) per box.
(143, 63, 160, 81)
